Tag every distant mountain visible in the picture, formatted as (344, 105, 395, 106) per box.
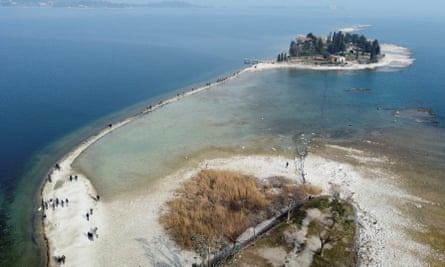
(145, 1, 197, 8)
(0, 0, 200, 8)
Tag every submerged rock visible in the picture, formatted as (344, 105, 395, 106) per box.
(394, 107, 441, 126)
(345, 87, 371, 92)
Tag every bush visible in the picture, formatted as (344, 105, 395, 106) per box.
(159, 170, 305, 250)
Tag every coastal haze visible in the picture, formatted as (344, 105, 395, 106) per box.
(0, 1, 444, 266)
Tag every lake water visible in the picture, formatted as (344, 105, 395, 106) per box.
(0, 6, 444, 266)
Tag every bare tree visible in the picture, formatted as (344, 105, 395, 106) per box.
(191, 234, 227, 267)
(292, 132, 312, 184)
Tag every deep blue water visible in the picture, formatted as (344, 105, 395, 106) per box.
(0, 6, 444, 266)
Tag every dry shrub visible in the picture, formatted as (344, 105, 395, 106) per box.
(160, 170, 268, 249)
(159, 170, 311, 252)
(266, 177, 305, 211)
(300, 184, 322, 196)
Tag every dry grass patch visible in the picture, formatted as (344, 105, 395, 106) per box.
(300, 184, 322, 196)
(160, 170, 304, 250)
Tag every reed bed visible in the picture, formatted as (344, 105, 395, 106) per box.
(160, 169, 305, 249)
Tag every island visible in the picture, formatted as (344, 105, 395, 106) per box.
(245, 31, 413, 71)
(279, 31, 382, 65)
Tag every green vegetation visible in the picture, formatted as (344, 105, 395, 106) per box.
(289, 32, 326, 57)
(327, 31, 381, 61)
(277, 52, 288, 63)
(237, 196, 357, 267)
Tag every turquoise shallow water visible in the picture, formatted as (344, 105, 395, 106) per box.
(73, 67, 444, 197)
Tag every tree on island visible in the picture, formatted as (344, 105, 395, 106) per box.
(370, 39, 381, 62)
(289, 33, 326, 57)
(277, 52, 288, 62)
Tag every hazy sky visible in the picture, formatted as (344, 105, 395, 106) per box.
(116, 0, 444, 16)
(121, 0, 441, 9)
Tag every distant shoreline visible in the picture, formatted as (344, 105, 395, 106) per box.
(39, 43, 414, 266)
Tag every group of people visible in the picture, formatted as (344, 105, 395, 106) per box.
(41, 196, 70, 217)
(85, 196, 101, 242)
(46, 165, 102, 264)
(43, 169, 98, 265)
(44, 174, 81, 212)
(42, 173, 80, 215)
(69, 174, 78, 182)
(85, 208, 100, 243)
